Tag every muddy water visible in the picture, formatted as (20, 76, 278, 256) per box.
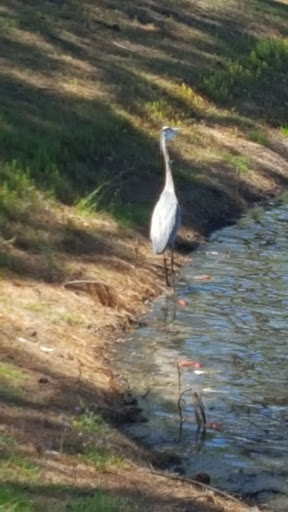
(116, 199, 288, 510)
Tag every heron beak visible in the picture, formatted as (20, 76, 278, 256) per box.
(172, 127, 180, 133)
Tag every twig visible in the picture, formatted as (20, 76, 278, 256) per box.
(113, 41, 136, 52)
(195, 408, 202, 427)
(0, 236, 16, 247)
(177, 388, 193, 423)
(177, 361, 181, 393)
(149, 466, 245, 505)
(194, 392, 206, 426)
(194, 492, 217, 504)
(195, 425, 206, 453)
(177, 388, 193, 441)
(177, 397, 185, 425)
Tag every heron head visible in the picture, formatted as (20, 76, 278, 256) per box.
(161, 126, 180, 142)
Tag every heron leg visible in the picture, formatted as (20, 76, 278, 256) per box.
(171, 247, 175, 291)
(163, 253, 170, 286)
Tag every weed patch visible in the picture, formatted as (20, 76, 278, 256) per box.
(0, 456, 39, 482)
(110, 202, 150, 229)
(66, 491, 140, 512)
(0, 162, 41, 221)
(0, 362, 28, 401)
(72, 409, 106, 435)
(0, 486, 33, 512)
(224, 154, 251, 174)
(248, 129, 268, 146)
(201, 38, 288, 120)
(82, 447, 121, 470)
(0, 362, 27, 383)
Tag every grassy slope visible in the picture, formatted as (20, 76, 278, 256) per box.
(0, 0, 288, 510)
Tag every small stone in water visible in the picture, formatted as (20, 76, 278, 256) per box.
(206, 421, 223, 431)
(178, 360, 203, 369)
(194, 274, 212, 281)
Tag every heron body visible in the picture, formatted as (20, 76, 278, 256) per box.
(150, 189, 181, 255)
(150, 126, 181, 286)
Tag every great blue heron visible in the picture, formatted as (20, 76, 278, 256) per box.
(150, 126, 181, 287)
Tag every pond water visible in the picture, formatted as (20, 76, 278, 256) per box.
(115, 199, 288, 510)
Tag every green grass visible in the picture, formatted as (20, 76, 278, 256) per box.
(248, 129, 268, 146)
(201, 38, 288, 106)
(70, 409, 123, 469)
(175, 168, 206, 184)
(145, 98, 179, 125)
(0, 362, 28, 401)
(50, 311, 84, 327)
(0, 434, 16, 452)
(66, 492, 140, 512)
(0, 457, 39, 481)
(0, 435, 37, 484)
(110, 202, 150, 229)
(78, 187, 150, 229)
(0, 362, 27, 382)
(72, 410, 106, 435)
(0, 450, 40, 489)
(0, 486, 141, 512)
(0, 162, 41, 220)
(0, 14, 20, 30)
(0, 486, 33, 512)
(280, 125, 288, 137)
(82, 447, 122, 470)
(0, 98, 150, 204)
(0, 87, 153, 230)
(224, 154, 251, 174)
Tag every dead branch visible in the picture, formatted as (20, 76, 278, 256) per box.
(194, 392, 206, 426)
(149, 466, 251, 506)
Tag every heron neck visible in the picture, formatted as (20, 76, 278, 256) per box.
(160, 134, 175, 193)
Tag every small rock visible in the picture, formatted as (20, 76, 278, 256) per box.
(122, 391, 137, 405)
(38, 377, 49, 384)
(193, 472, 211, 485)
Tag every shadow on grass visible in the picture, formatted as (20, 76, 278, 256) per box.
(0, 480, 240, 512)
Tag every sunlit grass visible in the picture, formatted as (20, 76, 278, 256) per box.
(224, 154, 251, 174)
(72, 417, 105, 435)
(68, 408, 123, 470)
(82, 447, 122, 470)
(0, 456, 39, 481)
(51, 311, 84, 327)
(0, 362, 27, 382)
(280, 125, 288, 137)
(247, 129, 268, 146)
(202, 38, 288, 104)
